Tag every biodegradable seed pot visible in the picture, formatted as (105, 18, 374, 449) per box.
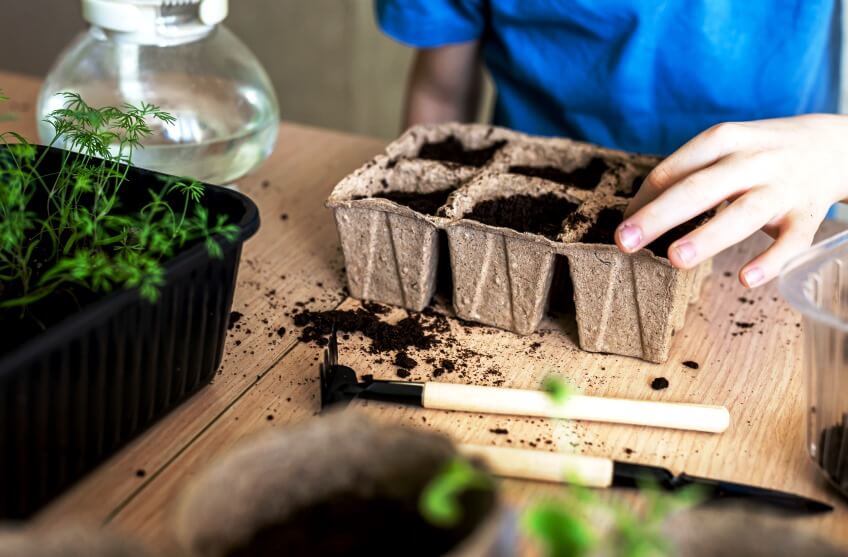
(0, 95, 259, 518)
(173, 412, 510, 557)
(328, 123, 713, 363)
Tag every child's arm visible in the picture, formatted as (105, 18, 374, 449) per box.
(403, 41, 483, 129)
(615, 115, 848, 287)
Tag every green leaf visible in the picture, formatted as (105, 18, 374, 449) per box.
(523, 502, 596, 557)
(542, 375, 573, 405)
(419, 457, 493, 528)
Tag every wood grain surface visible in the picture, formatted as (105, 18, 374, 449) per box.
(2, 72, 846, 554)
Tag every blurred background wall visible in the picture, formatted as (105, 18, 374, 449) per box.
(0, 0, 415, 139)
(1, 1, 846, 139)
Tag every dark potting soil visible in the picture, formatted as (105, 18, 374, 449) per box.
(616, 173, 648, 198)
(819, 416, 848, 491)
(578, 207, 715, 258)
(293, 306, 439, 353)
(417, 135, 506, 167)
(579, 207, 625, 245)
(369, 189, 455, 216)
(465, 193, 578, 240)
(0, 284, 100, 356)
(682, 360, 700, 370)
(646, 211, 715, 259)
(395, 351, 418, 370)
(650, 377, 669, 390)
(224, 482, 495, 557)
(508, 156, 610, 190)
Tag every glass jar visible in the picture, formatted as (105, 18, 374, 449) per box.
(37, 0, 279, 185)
(780, 229, 848, 498)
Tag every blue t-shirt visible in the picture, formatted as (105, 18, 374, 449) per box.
(376, 0, 840, 155)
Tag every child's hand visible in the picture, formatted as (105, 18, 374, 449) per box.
(615, 115, 848, 287)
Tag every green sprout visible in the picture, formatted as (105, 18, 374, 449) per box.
(525, 374, 703, 557)
(419, 457, 494, 528)
(543, 374, 574, 404)
(0, 91, 238, 317)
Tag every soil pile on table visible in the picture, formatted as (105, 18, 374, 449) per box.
(293, 306, 441, 353)
(173, 412, 496, 557)
(465, 193, 578, 240)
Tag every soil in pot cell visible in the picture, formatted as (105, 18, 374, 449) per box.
(369, 189, 455, 216)
(509, 156, 611, 190)
(464, 193, 578, 240)
(616, 171, 650, 198)
(578, 206, 715, 258)
(579, 207, 625, 245)
(417, 135, 507, 168)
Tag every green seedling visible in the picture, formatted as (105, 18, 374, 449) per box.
(526, 374, 703, 557)
(0, 91, 238, 315)
(419, 456, 495, 528)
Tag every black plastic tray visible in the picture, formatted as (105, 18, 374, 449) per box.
(0, 146, 260, 518)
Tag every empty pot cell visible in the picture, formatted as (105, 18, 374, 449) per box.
(447, 224, 556, 335)
(567, 247, 689, 362)
(333, 206, 439, 311)
(464, 193, 578, 241)
(418, 135, 507, 167)
(508, 156, 611, 190)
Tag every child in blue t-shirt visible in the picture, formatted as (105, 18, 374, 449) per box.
(376, 0, 845, 288)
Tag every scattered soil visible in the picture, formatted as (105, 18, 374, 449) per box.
(465, 193, 578, 240)
(682, 360, 700, 370)
(509, 156, 610, 190)
(276, 327, 286, 337)
(735, 322, 755, 329)
(819, 416, 848, 490)
(369, 189, 454, 216)
(417, 135, 506, 167)
(293, 307, 438, 353)
(650, 377, 669, 390)
(396, 369, 411, 379)
(489, 428, 509, 435)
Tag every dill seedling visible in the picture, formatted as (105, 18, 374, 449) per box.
(0, 92, 238, 318)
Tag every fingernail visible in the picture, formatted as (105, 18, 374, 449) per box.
(742, 267, 764, 287)
(618, 223, 642, 250)
(673, 242, 696, 265)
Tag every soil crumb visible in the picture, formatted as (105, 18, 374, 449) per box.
(466, 193, 578, 240)
(650, 377, 669, 390)
(489, 428, 509, 435)
(228, 311, 243, 330)
(682, 360, 700, 370)
(395, 351, 418, 370)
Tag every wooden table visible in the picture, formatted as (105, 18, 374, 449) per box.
(2, 71, 846, 552)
